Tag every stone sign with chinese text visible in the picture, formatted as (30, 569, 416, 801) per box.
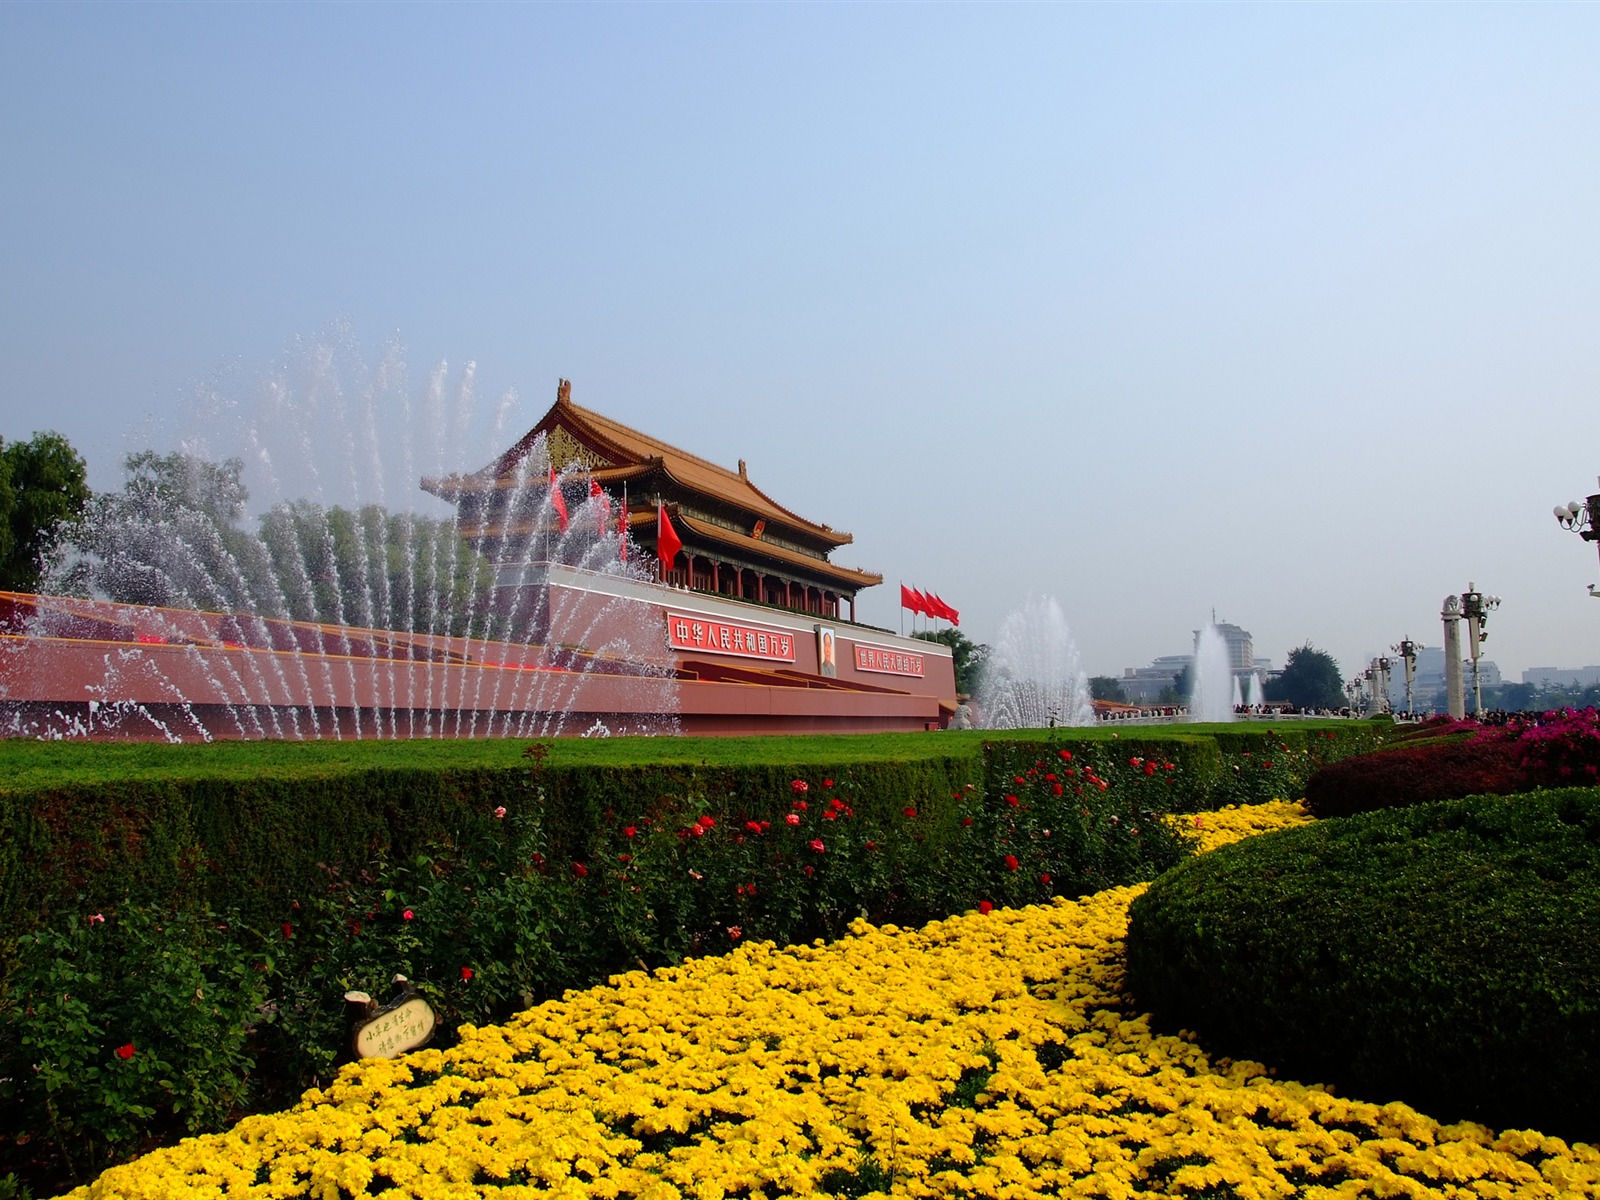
(351, 993, 436, 1060)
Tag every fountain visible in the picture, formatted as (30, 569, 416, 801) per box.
(975, 595, 1095, 729)
(1188, 623, 1236, 723)
(1, 329, 681, 740)
(1246, 673, 1265, 708)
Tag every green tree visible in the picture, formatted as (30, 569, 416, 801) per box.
(0, 431, 91, 591)
(1496, 681, 1537, 712)
(912, 628, 989, 696)
(258, 501, 492, 636)
(1265, 643, 1345, 710)
(1156, 663, 1192, 706)
(77, 452, 262, 609)
(1089, 675, 1128, 704)
(77, 450, 493, 634)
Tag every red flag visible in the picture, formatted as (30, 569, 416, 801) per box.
(619, 485, 629, 561)
(590, 479, 610, 535)
(900, 583, 918, 612)
(657, 503, 682, 575)
(931, 594, 959, 625)
(549, 468, 569, 532)
(911, 588, 932, 617)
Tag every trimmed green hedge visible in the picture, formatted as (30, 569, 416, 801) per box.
(0, 723, 1386, 931)
(1125, 787, 1600, 1141)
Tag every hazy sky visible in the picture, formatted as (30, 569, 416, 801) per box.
(4, 2, 1599, 683)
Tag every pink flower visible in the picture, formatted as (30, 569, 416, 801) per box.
(493, 806, 507, 819)
(402, 909, 414, 920)
(728, 925, 743, 940)
(785, 813, 801, 826)
(809, 838, 825, 853)
(87, 912, 105, 926)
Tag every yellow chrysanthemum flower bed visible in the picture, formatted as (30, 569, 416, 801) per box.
(63, 801, 1600, 1200)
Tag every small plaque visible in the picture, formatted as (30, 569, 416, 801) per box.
(350, 985, 436, 1060)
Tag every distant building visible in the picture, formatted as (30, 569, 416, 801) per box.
(1523, 666, 1600, 689)
(1195, 622, 1255, 673)
(1120, 655, 1193, 705)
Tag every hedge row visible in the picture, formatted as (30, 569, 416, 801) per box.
(1125, 787, 1600, 1142)
(0, 723, 1385, 930)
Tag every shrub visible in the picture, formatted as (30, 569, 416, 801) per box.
(0, 902, 272, 1189)
(1303, 736, 1530, 817)
(1126, 787, 1600, 1141)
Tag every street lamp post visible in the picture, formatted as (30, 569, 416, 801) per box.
(1459, 583, 1502, 716)
(1553, 479, 1600, 596)
(1391, 639, 1421, 714)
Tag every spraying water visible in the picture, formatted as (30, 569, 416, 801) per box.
(1188, 623, 1236, 723)
(976, 595, 1094, 729)
(23, 327, 679, 740)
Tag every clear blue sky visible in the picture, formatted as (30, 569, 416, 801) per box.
(4, 2, 1599, 682)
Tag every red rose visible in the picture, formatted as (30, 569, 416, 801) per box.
(786, 813, 802, 826)
(282, 923, 293, 939)
(1058, 750, 1072, 760)
(809, 838, 825, 853)
(822, 779, 834, 788)
(623, 825, 637, 838)
(115, 1043, 136, 1060)
(961, 816, 973, 827)
(1040, 873, 1052, 886)
(573, 862, 589, 877)
(1005, 794, 1020, 807)
(791, 779, 809, 792)
(403, 909, 414, 920)
(903, 807, 917, 818)
(978, 900, 994, 914)
(1004, 854, 1019, 871)
(697, 815, 716, 828)
(460, 966, 474, 981)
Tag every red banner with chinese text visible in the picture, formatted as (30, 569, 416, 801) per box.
(667, 612, 796, 662)
(853, 642, 926, 677)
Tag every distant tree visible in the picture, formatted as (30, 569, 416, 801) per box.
(1089, 675, 1128, 704)
(1265, 644, 1345, 710)
(258, 501, 492, 636)
(913, 628, 989, 696)
(1496, 681, 1537, 712)
(1161, 663, 1193, 706)
(0, 431, 91, 591)
(75, 452, 260, 608)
